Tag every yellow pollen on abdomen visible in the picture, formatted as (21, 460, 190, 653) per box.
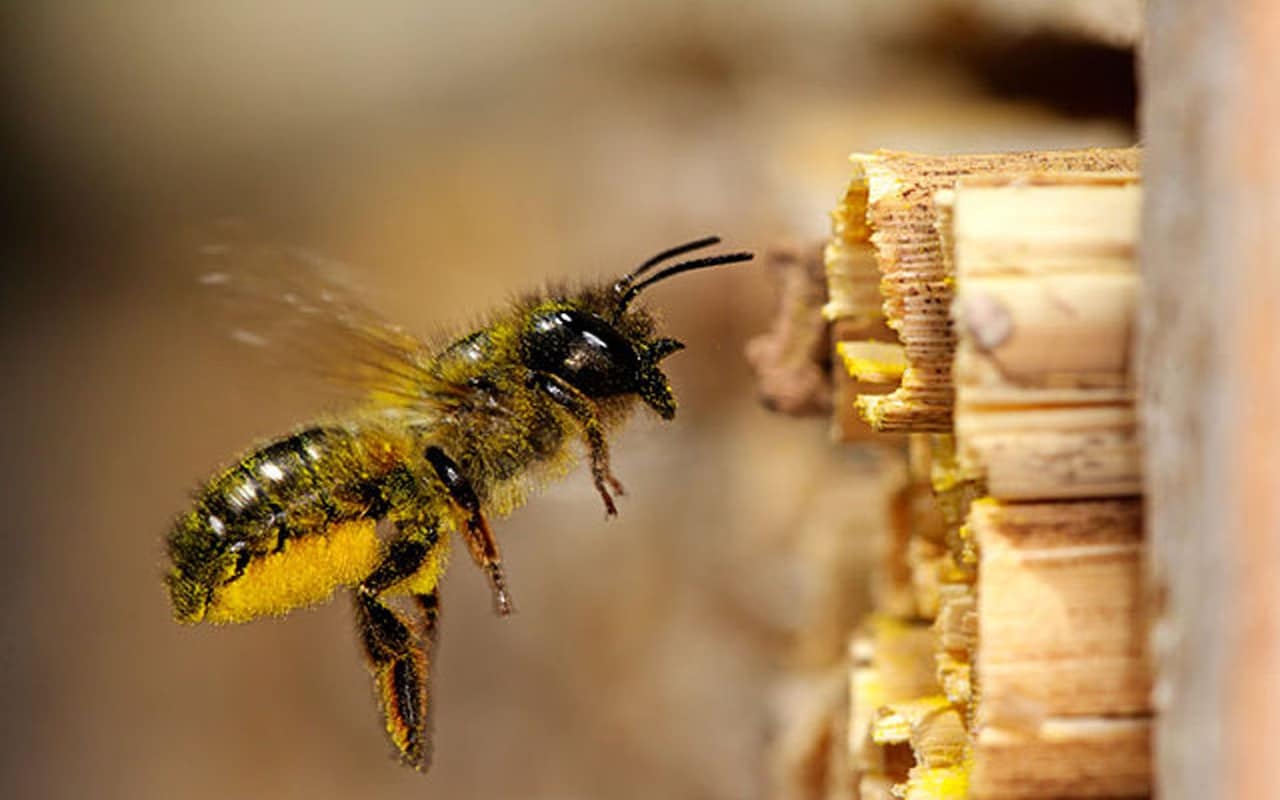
(205, 521, 382, 624)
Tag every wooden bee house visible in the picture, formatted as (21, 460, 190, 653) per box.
(824, 149, 1149, 800)
(752, 3, 1280, 795)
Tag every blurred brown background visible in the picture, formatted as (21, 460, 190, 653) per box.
(0, 3, 1133, 799)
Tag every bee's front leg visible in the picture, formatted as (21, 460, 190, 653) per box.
(530, 371, 625, 517)
(356, 531, 441, 771)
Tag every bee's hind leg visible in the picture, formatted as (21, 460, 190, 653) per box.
(425, 446, 513, 616)
(531, 372, 625, 517)
(355, 532, 442, 771)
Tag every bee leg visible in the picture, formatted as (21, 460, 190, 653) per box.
(532, 371, 625, 517)
(355, 533, 439, 770)
(425, 446, 513, 616)
(410, 591, 442, 764)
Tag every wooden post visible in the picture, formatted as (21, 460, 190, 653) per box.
(1141, 2, 1280, 798)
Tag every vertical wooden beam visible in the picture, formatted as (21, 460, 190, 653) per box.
(1141, 2, 1280, 798)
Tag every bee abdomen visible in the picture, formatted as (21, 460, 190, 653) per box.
(213, 426, 382, 540)
(166, 425, 377, 622)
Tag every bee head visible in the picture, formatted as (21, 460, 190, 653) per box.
(520, 237, 752, 420)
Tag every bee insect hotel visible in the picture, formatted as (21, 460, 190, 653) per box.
(758, 147, 1161, 800)
(760, 30, 1280, 783)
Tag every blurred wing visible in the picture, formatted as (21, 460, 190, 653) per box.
(193, 228, 466, 412)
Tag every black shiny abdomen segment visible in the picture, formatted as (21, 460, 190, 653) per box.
(520, 309, 640, 397)
(198, 426, 362, 554)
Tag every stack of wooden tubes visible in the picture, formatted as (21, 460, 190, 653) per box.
(828, 148, 1150, 799)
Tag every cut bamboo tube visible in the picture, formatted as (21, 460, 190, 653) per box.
(948, 176, 1140, 277)
(970, 718, 1151, 799)
(822, 236, 881, 326)
(829, 325, 902, 444)
(928, 435, 984, 573)
(849, 618, 940, 780)
(824, 199, 899, 443)
(935, 582, 976, 709)
(872, 695, 970, 800)
(956, 406, 1140, 500)
(973, 499, 1150, 718)
(907, 537, 949, 620)
(947, 176, 1141, 406)
(935, 651, 972, 709)
(872, 695, 967, 769)
(869, 616, 940, 704)
(850, 638, 917, 779)
(828, 147, 1140, 433)
(935, 583, 976, 657)
(945, 176, 1144, 501)
(881, 479, 952, 621)
(955, 274, 1136, 400)
(835, 340, 906, 385)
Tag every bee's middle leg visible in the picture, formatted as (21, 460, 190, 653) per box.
(424, 445, 512, 616)
(356, 531, 440, 770)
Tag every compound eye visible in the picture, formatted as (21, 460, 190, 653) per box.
(523, 310, 639, 396)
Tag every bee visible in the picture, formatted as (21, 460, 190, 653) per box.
(165, 236, 753, 771)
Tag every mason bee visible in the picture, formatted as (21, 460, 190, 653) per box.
(165, 236, 753, 771)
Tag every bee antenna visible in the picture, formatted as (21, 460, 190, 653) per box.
(616, 236, 722, 292)
(615, 251, 754, 311)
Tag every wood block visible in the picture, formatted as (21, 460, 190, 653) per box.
(973, 499, 1151, 718)
(970, 718, 1151, 799)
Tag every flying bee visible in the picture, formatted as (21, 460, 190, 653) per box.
(165, 236, 753, 771)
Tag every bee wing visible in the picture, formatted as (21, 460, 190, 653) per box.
(193, 228, 466, 412)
